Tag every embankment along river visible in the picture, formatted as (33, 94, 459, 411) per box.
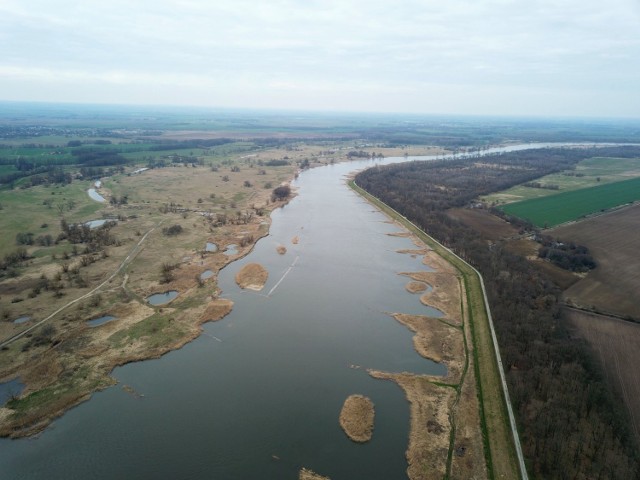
(0, 143, 594, 479)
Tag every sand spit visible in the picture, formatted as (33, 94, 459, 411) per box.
(406, 281, 429, 293)
(235, 263, 268, 291)
(299, 468, 331, 480)
(392, 313, 463, 382)
(369, 370, 455, 480)
(339, 394, 375, 443)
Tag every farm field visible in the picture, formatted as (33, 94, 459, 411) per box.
(500, 176, 640, 228)
(565, 308, 640, 442)
(552, 203, 640, 320)
(446, 207, 518, 241)
(483, 156, 640, 206)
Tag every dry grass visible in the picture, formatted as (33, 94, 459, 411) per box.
(392, 313, 464, 382)
(235, 263, 268, 291)
(299, 468, 331, 480)
(400, 271, 462, 327)
(369, 370, 456, 479)
(339, 394, 375, 443)
(378, 236, 487, 479)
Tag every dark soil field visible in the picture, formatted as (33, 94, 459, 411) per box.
(447, 208, 517, 241)
(565, 308, 640, 441)
(552, 204, 640, 320)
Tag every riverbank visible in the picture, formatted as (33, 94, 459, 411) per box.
(350, 178, 521, 479)
(0, 162, 297, 438)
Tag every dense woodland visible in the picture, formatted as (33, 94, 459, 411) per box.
(356, 146, 640, 479)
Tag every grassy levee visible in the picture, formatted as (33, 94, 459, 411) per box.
(349, 180, 523, 480)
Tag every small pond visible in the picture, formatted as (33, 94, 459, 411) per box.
(85, 219, 116, 229)
(87, 315, 117, 327)
(0, 378, 24, 406)
(223, 244, 238, 255)
(13, 316, 30, 325)
(205, 242, 217, 252)
(87, 188, 106, 203)
(200, 270, 214, 280)
(147, 291, 179, 306)
(94, 180, 102, 188)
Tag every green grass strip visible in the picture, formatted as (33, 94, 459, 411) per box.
(502, 176, 640, 227)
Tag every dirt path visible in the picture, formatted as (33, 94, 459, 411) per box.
(0, 221, 163, 349)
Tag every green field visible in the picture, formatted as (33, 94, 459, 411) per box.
(501, 177, 640, 227)
(483, 156, 640, 205)
(0, 183, 102, 255)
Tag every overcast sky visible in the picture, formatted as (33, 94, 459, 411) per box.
(1, 0, 639, 117)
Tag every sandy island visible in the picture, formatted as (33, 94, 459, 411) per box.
(235, 263, 268, 291)
(339, 394, 375, 443)
(299, 468, 331, 480)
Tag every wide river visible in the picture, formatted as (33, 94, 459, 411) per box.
(0, 143, 592, 479)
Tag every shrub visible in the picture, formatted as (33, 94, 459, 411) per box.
(162, 224, 183, 236)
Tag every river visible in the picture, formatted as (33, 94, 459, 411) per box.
(0, 143, 604, 479)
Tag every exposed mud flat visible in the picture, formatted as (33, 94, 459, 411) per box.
(339, 394, 375, 443)
(235, 263, 268, 291)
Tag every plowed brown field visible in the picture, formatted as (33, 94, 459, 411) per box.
(552, 204, 640, 320)
(565, 308, 640, 441)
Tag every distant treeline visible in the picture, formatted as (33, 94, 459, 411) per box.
(147, 138, 235, 151)
(356, 146, 640, 479)
(357, 120, 640, 146)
